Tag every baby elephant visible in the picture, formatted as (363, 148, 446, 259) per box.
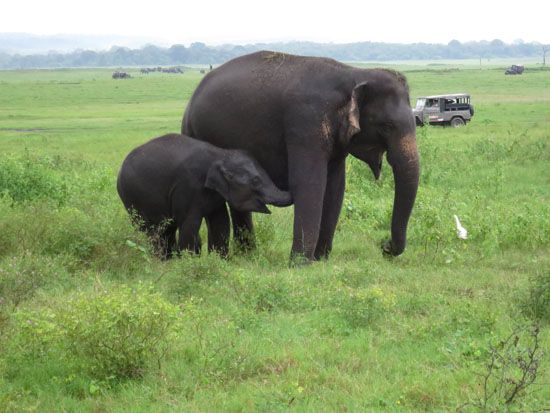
(117, 133, 292, 258)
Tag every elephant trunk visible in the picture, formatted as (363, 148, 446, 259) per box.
(386, 133, 420, 256)
(263, 186, 293, 207)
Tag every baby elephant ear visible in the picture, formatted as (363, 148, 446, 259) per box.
(339, 81, 368, 146)
(205, 160, 230, 200)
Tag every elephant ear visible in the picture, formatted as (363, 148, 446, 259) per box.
(205, 160, 231, 200)
(339, 81, 369, 146)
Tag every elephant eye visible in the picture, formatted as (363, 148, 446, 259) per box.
(252, 176, 262, 186)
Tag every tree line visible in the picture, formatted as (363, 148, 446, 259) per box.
(0, 40, 546, 69)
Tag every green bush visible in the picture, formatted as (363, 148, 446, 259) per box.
(7, 283, 180, 380)
(10, 307, 61, 359)
(336, 285, 396, 328)
(0, 155, 68, 206)
(0, 203, 105, 262)
(41, 206, 102, 260)
(59, 284, 180, 379)
(0, 253, 69, 307)
(0, 191, 148, 270)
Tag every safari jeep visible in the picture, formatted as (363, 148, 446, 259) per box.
(413, 93, 474, 127)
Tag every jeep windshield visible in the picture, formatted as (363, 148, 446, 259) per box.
(415, 98, 426, 109)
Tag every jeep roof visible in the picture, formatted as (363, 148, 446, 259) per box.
(417, 93, 470, 99)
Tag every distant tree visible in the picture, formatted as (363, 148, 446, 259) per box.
(110, 46, 132, 66)
(447, 39, 464, 58)
(187, 42, 216, 64)
(140, 45, 170, 65)
(74, 50, 99, 67)
(169, 45, 188, 64)
(0, 39, 546, 69)
(489, 39, 506, 57)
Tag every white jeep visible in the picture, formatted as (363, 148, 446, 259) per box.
(413, 93, 474, 127)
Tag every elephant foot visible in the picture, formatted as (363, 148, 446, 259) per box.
(313, 246, 331, 261)
(288, 251, 315, 267)
(381, 239, 403, 257)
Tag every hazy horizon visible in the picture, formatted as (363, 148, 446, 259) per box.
(1, 32, 548, 57)
(2, 0, 549, 51)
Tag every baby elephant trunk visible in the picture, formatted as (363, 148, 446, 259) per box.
(262, 184, 293, 207)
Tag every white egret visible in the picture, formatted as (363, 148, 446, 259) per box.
(453, 215, 468, 240)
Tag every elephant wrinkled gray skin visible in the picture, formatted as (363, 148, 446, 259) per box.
(182, 51, 420, 262)
(117, 133, 292, 258)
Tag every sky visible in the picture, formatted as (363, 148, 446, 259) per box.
(2, 0, 549, 46)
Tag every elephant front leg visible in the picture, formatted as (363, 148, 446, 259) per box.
(205, 205, 230, 257)
(178, 215, 203, 255)
(288, 147, 328, 264)
(314, 158, 346, 260)
(159, 226, 177, 259)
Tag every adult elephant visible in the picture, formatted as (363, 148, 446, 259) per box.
(182, 51, 419, 262)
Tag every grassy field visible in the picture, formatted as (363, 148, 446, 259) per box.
(0, 63, 549, 412)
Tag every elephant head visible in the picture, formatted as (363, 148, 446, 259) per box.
(206, 152, 292, 214)
(340, 70, 420, 256)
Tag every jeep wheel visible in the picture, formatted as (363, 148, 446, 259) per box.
(451, 117, 465, 128)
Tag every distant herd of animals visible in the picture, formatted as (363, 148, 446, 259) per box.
(140, 66, 184, 74)
(112, 67, 184, 79)
(117, 51, 420, 264)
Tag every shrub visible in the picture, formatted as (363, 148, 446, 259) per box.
(40, 206, 100, 260)
(336, 285, 396, 328)
(0, 253, 68, 307)
(471, 324, 543, 410)
(59, 284, 180, 379)
(7, 283, 180, 380)
(0, 155, 68, 206)
(10, 306, 61, 359)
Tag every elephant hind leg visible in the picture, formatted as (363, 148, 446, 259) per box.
(144, 221, 177, 260)
(229, 208, 256, 252)
(314, 159, 346, 260)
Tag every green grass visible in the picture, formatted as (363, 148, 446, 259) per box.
(0, 64, 549, 412)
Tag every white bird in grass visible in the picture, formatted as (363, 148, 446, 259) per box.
(454, 215, 468, 240)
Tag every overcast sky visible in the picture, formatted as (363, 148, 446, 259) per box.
(2, 0, 549, 45)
